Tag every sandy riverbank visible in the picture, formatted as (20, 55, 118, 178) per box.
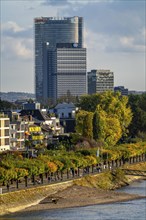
(13, 183, 146, 214)
(1, 174, 146, 216)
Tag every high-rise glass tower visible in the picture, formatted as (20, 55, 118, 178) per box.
(34, 16, 87, 103)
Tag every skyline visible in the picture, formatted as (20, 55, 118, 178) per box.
(1, 0, 146, 93)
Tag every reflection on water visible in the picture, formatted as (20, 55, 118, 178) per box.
(116, 179, 146, 196)
(1, 180, 146, 220)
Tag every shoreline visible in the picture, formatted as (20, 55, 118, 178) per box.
(1, 175, 146, 216)
(17, 185, 146, 213)
(3, 180, 146, 216)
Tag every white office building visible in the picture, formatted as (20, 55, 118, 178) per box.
(88, 69, 114, 94)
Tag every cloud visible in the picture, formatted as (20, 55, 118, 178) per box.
(58, 0, 145, 54)
(1, 37, 33, 60)
(85, 26, 145, 54)
(41, 0, 113, 7)
(2, 21, 24, 32)
(1, 21, 33, 60)
(85, 29, 108, 51)
(2, 21, 33, 38)
(41, 0, 69, 6)
(28, 6, 35, 10)
(106, 36, 145, 53)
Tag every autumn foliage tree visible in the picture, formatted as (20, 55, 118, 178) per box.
(76, 91, 132, 146)
(75, 110, 93, 139)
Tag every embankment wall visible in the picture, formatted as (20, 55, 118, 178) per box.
(0, 180, 73, 215)
(0, 173, 145, 216)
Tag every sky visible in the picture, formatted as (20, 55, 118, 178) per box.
(0, 0, 146, 93)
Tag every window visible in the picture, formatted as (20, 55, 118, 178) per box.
(5, 138, 9, 145)
(68, 113, 72, 118)
(5, 129, 9, 136)
(4, 120, 9, 127)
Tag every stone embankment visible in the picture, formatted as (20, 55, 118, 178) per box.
(0, 180, 73, 215)
(0, 172, 146, 216)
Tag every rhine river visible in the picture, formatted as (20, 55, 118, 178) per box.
(1, 180, 146, 220)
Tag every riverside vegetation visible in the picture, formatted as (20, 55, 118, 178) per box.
(0, 141, 146, 189)
(1, 162, 146, 216)
(0, 91, 146, 214)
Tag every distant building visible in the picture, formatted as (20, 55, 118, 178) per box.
(35, 16, 87, 103)
(0, 113, 10, 151)
(114, 86, 128, 96)
(49, 103, 78, 132)
(88, 69, 114, 94)
(10, 121, 26, 149)
(128, 91, 146, 95)
(49, 102, 77, 118)
(20, 109, 63, 135)
(20, 109, 48, 124)
(23, 102, 40, 110)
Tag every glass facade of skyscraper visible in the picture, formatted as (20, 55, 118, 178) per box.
(34, 16, 87, 103)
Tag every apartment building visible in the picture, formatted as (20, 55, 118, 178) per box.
(0, 114, 10, 151)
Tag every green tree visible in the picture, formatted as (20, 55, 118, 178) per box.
(78, 94, 100, 112)
(97, 92, 132, 138)
(77, 91, 132, 145)
(128, 94, 146, 138)
(93, 111, 100, 141)
(75, 110, 93, 139)
(0, 100, 17, 110)
(95, 107, 122, 146)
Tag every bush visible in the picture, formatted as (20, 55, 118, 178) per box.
(112, 168, 127, 183)
(96, 171, 113, 190)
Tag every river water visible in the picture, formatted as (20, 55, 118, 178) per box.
(1, 180, 146, 220)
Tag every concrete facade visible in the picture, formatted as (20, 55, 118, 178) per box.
(0, 114, 10, 151)
(88, 69, 114, 94)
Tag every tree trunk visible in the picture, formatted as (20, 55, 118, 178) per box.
(7, 181, 10, 192)
(78, 167, 80, 176)
(25, 176, 28, 187)
(61, 171, 63, 180)
(16, 179, 19, 189)
(32, 175, 35, 185)
(67, 169, 69, 179)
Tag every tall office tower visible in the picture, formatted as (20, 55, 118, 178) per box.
(88, 69, 114, 94)
(34, 16, 87, 103)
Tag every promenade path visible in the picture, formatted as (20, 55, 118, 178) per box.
(0, 153, 146, 194)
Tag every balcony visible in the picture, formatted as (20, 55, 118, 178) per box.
(10, 138, 17, 142)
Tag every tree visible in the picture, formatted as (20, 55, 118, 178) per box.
(0, 99, 17, 110)
(93, 111, 100, 141)
(77, 91, 132, 145)
(128, 94, 146, 138)
(57, 90, 77, 104)
(75, 110, 93, 139)
(77, 94, 100, 112)
(94, 107, 122, 146)
(96, 92, 132, 138)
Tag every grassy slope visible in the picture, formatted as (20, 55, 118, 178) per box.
(0, 162, 146, 215)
